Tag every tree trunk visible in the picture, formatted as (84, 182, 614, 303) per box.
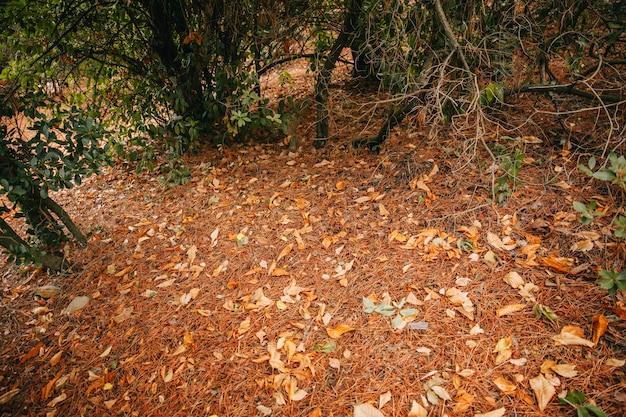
(314, 0, 364, 148)
(0, 217, 64, 271)
(43, 196, 87, 247)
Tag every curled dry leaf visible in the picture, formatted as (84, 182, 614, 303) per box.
(326, 324, 356, 339)
(553, 325, 594, 347)
(529, 374, 555, 412)
(591, 314, 608, 346)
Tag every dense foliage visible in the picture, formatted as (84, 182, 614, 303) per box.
(1, 0, 625, 269)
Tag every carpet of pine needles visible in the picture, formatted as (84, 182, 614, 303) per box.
(1, 63, 625, 417)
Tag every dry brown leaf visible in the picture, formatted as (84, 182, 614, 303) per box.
(474, 407, 506, 417)
(591, 314, 608, 346)
(496, 303, 527, 317)
(379, 391, 392, 408)
(457, 369, 476, 378)
(487, 232, 516, 251)
(493, 377, 516, 393)
(540, 255, 575, 274)
(276, 243, 293, 263)
(529, 374, 555, 411)
(353, 403, 385, 417)
(571, 239, 594, 252)
(550, 364, 578, 378)
(605, 358, 625, 367)
(452, 392, 475, 413)
(408, 400, 428, 417)
(237, 318, 251, 335)
(503, 271, 525, 289)
(326, 324, 356, 339)
(493, 337, 513, 352)
(271, 267, 290, 276)
(553, 325, 594, 347)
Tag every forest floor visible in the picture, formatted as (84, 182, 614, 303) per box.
(1, 62, 625, 417)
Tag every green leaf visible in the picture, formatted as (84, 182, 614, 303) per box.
(593, 170, 616, 181)
(391, 314, 404, 329)
(584, 404, 608, 417)
(399, 308, 419, 317)
(374, 301, 397, 316)
(362, 297, 376, 314)
(566, 390, 587, 404)
(573, 201, 587, 213)
(577, 406, 590, 417)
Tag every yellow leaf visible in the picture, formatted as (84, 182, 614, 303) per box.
(99, 345, 112, 358)
(272, 267, 290, 276)
(529, 374, 555, 411)
(326, 324, 356, 339)
(238, 318, 251, 335)
(493, 377, 516, 393)
(493, 337, 513, 352)
(336, 180, 346, 190)
(276, 243, 293, 263)
(452, 392, 475, 413)
(474, 407, 506, 417)
(605, 358, 625, 367)
(496, 303, 526, 317)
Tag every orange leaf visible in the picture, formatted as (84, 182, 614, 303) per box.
(326, 324, 356, 339)
(591, 314, 608, 346)
(272, 267, 290, 276)
(18, 341, 44, 365)
(540, 255, 575, 274)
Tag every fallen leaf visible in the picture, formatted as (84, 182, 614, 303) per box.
(18, 341, 44, 365)
(379, 391, 392, 408)
(34, 285, 61, 299)
(327, 324, 356, 339)
(496, 303, 526, 317)
(47, 392, 67, 407)
(591, 314, 608, 346)
(529, 374, 555, 411)
(408, 400, 428, 417)
(503, 271, 524, 289)
(187, 245, 197, 264)
(550, 364, 578, 378)
(605, 358, 625, 367)
(457, 369, 476, 378)
(493, 337, 513, 352)
(487, 232, 516, 251)
(553, 325, 594, 347)
(474, 407, 506, 417)
(353, 403, 385, 417)
(238, 318, 251, 334)
(276, 243, 293, 263)
(64, 296, 90, 315)
(99, 345, 112, 358)
(493, 377, 516, 393)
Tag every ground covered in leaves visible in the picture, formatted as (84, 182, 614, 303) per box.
(1, 70, 626, 417)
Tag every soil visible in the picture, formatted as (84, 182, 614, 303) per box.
(1, 62, 625, 417)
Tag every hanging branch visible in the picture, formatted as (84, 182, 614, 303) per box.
(433, 0, 470, 73)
